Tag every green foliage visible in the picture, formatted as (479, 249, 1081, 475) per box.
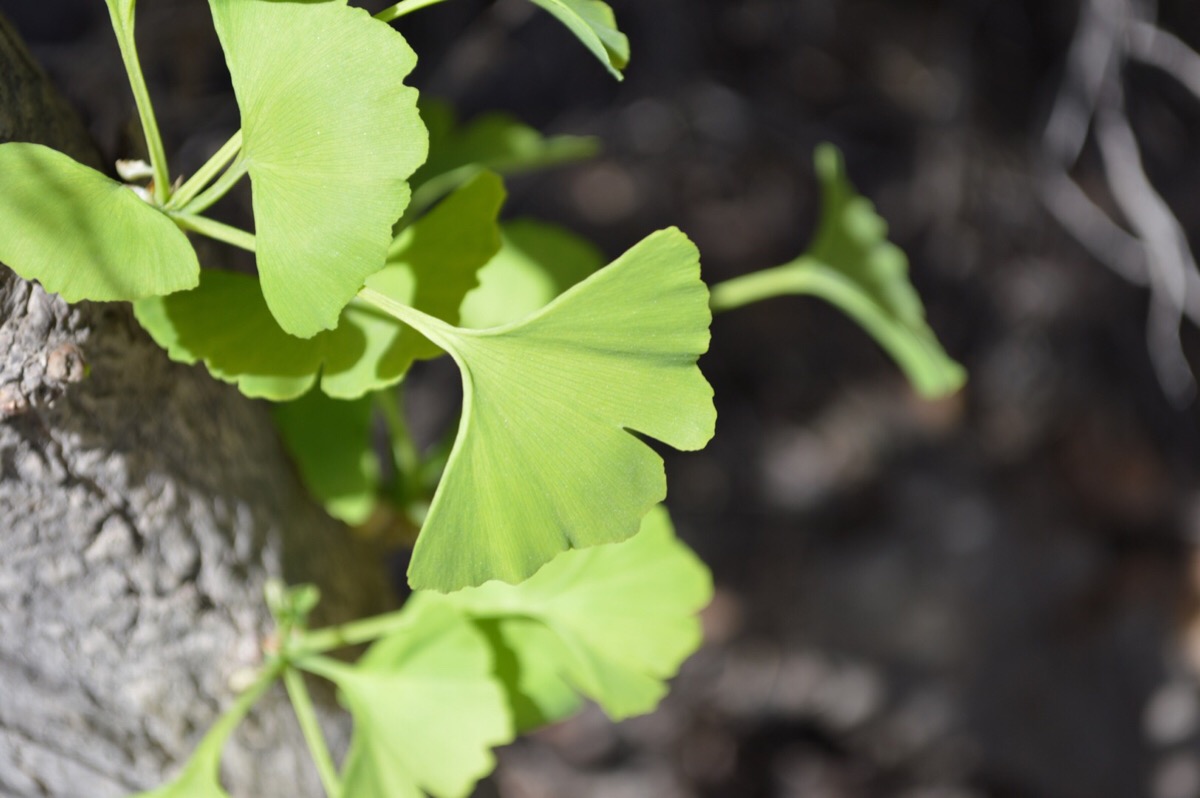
(412, 99, 597, 215)
(441, 505, 712, 725)
(710, 145, 965, 398)
(460, 219, 604, 328)
(134, 172, 504, 400)
(272, 392, 379, 526)
(0, 143, 198, 301)
(301, 600, 513, 798)
(528, 0, 630, 78)
(0, 0, 969, 794)
(208, 0, 427, 337)
(365, 227, 716, 591)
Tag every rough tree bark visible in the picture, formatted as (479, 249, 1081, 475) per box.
(0, 13, 390, 797)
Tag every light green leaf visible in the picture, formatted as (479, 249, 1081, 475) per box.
(134, 173, 505, 400)
(443, 505, 712, 722)
(411, 99, 597, 215)
(0, 143, 198, 302)
(365, 227, 716, 591)
(528, 0, 629, 79)
(272, 391, 378, 525)
(711, 145, 965, 398)
(460, 219, 604, 329)
(472, 617, 583, 732)
(209, 0, 427, 337)
(302, 599, 513, 798)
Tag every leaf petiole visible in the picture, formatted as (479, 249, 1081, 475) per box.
(375, 0, 449, 23)
(291, 608, 411, 657)
(707, 257, 824, 313)
(181, 156, 250, 216)
(104, 0, 171, 205)
(170, 213, 256, 253)
(284, 668, 343, 798)
(166, 130, 244, 211)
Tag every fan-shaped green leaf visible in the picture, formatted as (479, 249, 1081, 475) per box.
(0, 143, 198, 302)
(528, 0, 629, 79)
(443, 505, 711, 723)
(208, 0, 427, 337)
(273, 392, 378, 525)
(710, 145, 965, 398)
(460, 219, 603, 328)
(411, 99, 597, 215)
(134, 172, 504, 400)
(364, 227, 716, 591)
(301, 599, 513, 798)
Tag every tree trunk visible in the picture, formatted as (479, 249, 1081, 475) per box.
(0, 13, 390, 797)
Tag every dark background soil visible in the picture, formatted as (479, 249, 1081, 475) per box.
(5, 1, 1200, 796)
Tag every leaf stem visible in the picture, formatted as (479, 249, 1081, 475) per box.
(375, 0, 448, 23)
(357, 287, 459, 351)
(284, 668, 343, 798)
(707, 258, 819, 313)
(182, 156, 251, 216)
(104, 0, 171, 205)
(166, 130, 244, 211)
(292, 608, 411, 656)
(171, 213, 257, 252)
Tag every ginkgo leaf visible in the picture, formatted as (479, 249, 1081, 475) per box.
(711, 145, 965, 398)
(363, 226, 716, 591)
(472, 617, 583, 732)
(0, 143, 199, 302)
(208, 0, 427, 337)
(301, 599, 513, 798)
(273, 391, 378, 525)
(528, 0, 629, 79)
(460, 219, 603, 329)
(134, 172, 504, 400)
(441, 505, 712, 723)
(410, 99, 597, 214)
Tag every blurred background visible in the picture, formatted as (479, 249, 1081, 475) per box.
(5, 0, 1200, 796)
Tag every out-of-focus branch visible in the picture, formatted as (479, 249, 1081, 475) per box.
(1038, 0, 1200, 402)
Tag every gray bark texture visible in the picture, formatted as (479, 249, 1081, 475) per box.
(0, 13, 391, 798)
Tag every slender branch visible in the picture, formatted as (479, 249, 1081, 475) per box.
(292, 608, 411, 656)
(167, 130, 244, 211)
(1128, 20, 1200, 102)
(183, 157, 251, 215)
(171, 213, 257, 253)
(375, 0, 449, 23)
(284, 668, 343, 798)
(104, 0, 171, 204)
(708, 259, 820, 313)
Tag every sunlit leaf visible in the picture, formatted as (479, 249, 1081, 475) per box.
(442, 506, 711, 723)
(209, 0, 427, 337)
(712, 145, 965, 398)
(411, 99, 597, 214)
(134, 173, 504, 400)
(301, 599, 512, 798)
(0, 143, 198, 302)
(528, 0, 629, 79)
(460, 219, 603, 329)
(366, 227, 716, 591)
(804, 145, 965, 396)
(272, 391, 378, 525)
